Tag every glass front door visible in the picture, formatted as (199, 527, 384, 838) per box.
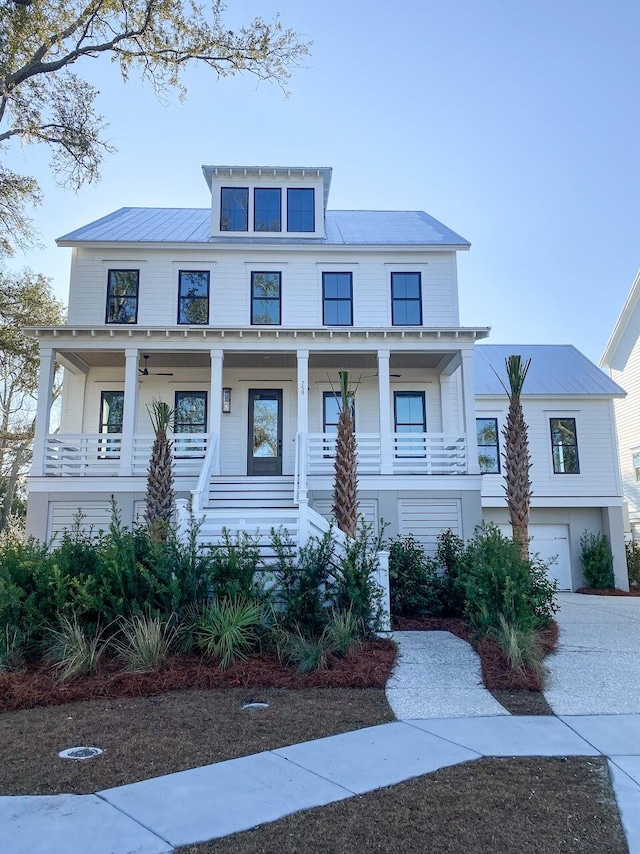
(247, 389, 283, 476)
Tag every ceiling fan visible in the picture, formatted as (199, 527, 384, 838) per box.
(139, 355, 173, 377)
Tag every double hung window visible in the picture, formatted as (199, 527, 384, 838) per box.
(178, 271, 209, 324)
(175, 392, 207, 456)
(394, 392, 426, 457)
(476, 418, 500, 473)
(391, 272, 422, 325)
(99, 391, 124, 457)
(251, 272, 281, 325)
(106, 270, 139, 324)
(322, 273, 353, 325)
(550, 418, 580, 474)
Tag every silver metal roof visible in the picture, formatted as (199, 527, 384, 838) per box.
(475, 344, 625, 397)
(56, 208, 470, 247)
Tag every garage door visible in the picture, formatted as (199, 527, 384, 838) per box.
(499, 523, 572, 591)
(398, 499, 462, 556)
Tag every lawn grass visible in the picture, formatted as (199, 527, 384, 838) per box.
(179, 757, 627, 854)
(0, 687, 394, 795)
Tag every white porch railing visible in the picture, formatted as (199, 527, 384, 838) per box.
(43, 433, 211, 477)
(307, 433, 382, 475)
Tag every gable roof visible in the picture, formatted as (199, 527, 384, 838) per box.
(475, 344, 625, 397)
(56, 208, 470, 247)
(601, 270, 640, 371)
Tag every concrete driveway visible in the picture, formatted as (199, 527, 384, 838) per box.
(544, 593, 640, 715)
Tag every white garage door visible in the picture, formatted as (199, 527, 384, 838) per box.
(499, 523, 572, 591)
(398, 499, 462, 556)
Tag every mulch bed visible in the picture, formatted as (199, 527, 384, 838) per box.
(180, 757, 626, 854)
(0, 639, 396, 714)
(578, 586, 640, 597)
(394, 616, 559, 714)
(0, 687, 395, 795)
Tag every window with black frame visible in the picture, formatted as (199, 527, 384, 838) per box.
(476, 417, 500, 473)
(174, 392, 207, 456)
(550, 417, 580, 474)
(178, 271, 209, 324)
(322, 273, 353, 325)
(251, 272, 281, 325)
(106, 270, 139, 324)
(220, 187, 249, 231)
(287, 188, 315, 232)
(323, 391, 355, 458)
(254, 188, 281, 231)
(391, 272, 422, 325)
(394, 391, 426, 457)
(99, 391, 124, 457)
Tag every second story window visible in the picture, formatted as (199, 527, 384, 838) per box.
(220, 187, 249, 231)
(550, 418, 580, 474)
(178, 271, 209, 324)
(391, 272, 422, 325)
(287, 188, 315, 232)
(323, 273, 353, 325)
(394, 391, 426, 457)
(634, 451, 640, 482)
(477, 417, 500, 473)
(106, 270, 139, 324)
(254, 188, 281, 232)
(251, 272, 281, 325)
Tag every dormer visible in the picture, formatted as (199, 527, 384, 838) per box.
(202, 165, 332, 239)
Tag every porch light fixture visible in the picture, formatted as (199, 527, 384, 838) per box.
(222, 387, 232, 413)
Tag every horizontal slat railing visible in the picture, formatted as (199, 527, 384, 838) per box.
(133, 434, 208, 476)
(307, 433, 382, 475)
(392, 433, 467, 474)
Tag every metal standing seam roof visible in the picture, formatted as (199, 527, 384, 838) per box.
(475, 344, 625, 397)
(56, 208, 471, 247)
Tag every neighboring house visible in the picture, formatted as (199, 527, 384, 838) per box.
(476, 345, 627, 591)
(24, 164, 627, 590)
(601, 270, 640, 539)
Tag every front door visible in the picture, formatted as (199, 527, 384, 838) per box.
(247, 389, 283, 476)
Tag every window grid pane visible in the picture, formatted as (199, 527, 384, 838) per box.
(550, 418, 580, 474)
(220, 187, 249, 231)
(254, 188, 282, 232)
(477, 417, 500, 474)
(251, 272, 281, 325)
(391, 272, 422, 325)
(394, 392, 426, 457)
(322, 273, 353, 326)
(106, 270, 139, 324)
(287, 188, 315, 232)
(178, 271, 209, 324)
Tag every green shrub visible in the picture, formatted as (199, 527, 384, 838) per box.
(47, 615, 106, 682)
(328, 521, 383, 635)
(460, 524, 557, 634)
(491, 613, 544, 680)
(205, 528, 266, 600)
(324, 607, 362, 657)
(436, 529, 466, 616)
(388, 536, 443, 618)
(270, 527, 334, 636)
(626, 539, 640, 587)
(275, 625, 332, 673)
(112, 613, 178, 673)
(193, 597, 266, 668)
(580, 531, 615, 589)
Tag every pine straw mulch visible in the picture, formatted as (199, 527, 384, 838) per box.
(0, 639, 397, 714)
(180, 756, 626, 854)
(393, 617, 559, 715)
(578, 586, 640, 596)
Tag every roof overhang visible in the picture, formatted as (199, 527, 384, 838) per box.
(601, 269, 640, 370)
(202, 165, 333, 209)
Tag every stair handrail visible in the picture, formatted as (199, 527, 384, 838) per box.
(191, 432, 218, 512)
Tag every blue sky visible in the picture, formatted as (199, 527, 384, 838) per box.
(5, 0, 639, 364)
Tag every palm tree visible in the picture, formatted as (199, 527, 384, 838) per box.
(500, 355, 532, 561)
(332, 370, 359, 538)
(145, 399, 175, 542)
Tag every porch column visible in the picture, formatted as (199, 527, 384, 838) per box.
(296, 349, 309, 436)
(296, 349, 309, 504)
(209, 349, 223, 475)
(378, 349, 393, 474)
(460, 348, 480, 475)
(31, 347, 55, 476)
(440, 375, 453, 434)
(119, 348, 139, 476)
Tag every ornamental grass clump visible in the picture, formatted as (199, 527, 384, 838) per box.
(112, 613, 178, 673)
(47, 615, 107, 682)
(193, 597, 266, 668)
(491, 613, 544, 682)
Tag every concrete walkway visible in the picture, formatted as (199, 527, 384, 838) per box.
(2, 714, 640, 853)
(545, 593, 640, 715)
(386, 630, 508, 718)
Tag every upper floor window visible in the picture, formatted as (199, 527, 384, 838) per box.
(633, 451, 640, 482)
(323, 273, 353, 326)
(287, 188, 315, 232)
(178, 271, 209, 324)
(477, 418, 500, 473)
(391, 272, 422, 325)
(220, 187, 249, 231)
(106, 270, 139, 324)
(394, 391, 426, 457)
(550, 418, 580, 474)
(251, 272, 281, 325)
(254, 188, 281, 232)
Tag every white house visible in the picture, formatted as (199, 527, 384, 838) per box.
(24, 164, 627, 590)
(601, 270, 640, 538)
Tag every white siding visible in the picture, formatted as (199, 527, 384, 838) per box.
(611, 330, 640, 522)
(312, 499, 379, 533)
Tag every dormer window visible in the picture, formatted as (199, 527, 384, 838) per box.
(254, 188, 281, 232)
(220, 187, 248, 231)
(287, 188, 315, 232)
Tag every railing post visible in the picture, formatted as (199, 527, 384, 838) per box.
(174, 498, 190, 543)
(375, 550, 391, 634)
(378, 349, 393, 474)
(298, 497, 309, 549)
(31, 347, 55, 477)
(209, 349, 223, 476)
(461, 348, 479, 475)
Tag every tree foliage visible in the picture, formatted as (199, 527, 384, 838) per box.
(0, 267, 65, 530)
(0, 0, 310, 253)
